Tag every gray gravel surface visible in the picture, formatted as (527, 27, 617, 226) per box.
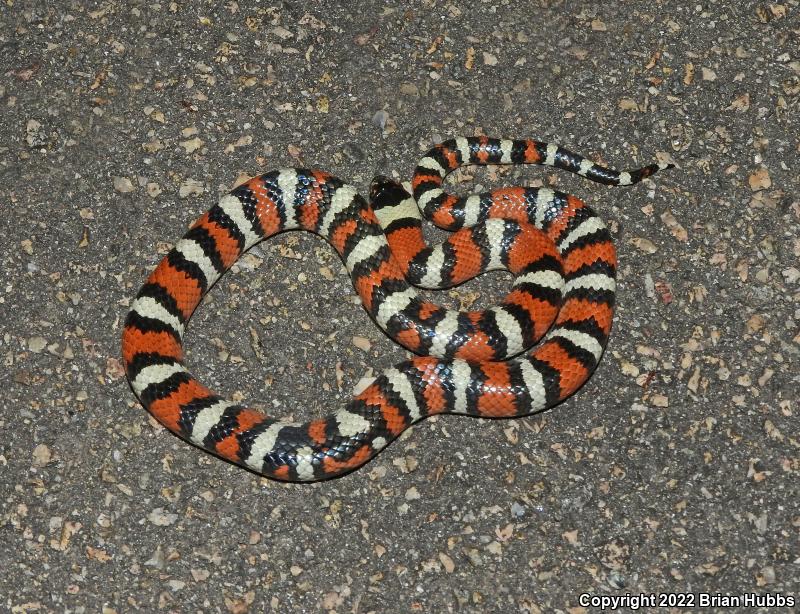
(2, 1, 798, 612)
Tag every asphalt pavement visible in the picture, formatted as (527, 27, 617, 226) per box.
(1, 1, 798, 612)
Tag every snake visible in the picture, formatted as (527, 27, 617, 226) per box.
(122, 137, 671, 481)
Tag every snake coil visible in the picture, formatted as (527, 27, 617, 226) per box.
(122, 137, 671, 481)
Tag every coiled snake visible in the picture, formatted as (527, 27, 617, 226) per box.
(122, 137, 671, 481)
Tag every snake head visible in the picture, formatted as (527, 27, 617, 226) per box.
(369, 175, 412, 210)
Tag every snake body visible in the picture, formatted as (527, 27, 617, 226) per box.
(122, 137, 670, 481)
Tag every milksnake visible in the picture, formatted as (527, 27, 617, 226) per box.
(122, 137, 671, 481)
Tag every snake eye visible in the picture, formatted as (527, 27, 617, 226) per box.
(369, 175, 409, 206)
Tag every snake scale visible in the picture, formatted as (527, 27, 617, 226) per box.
(122, 137, 671, 481)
